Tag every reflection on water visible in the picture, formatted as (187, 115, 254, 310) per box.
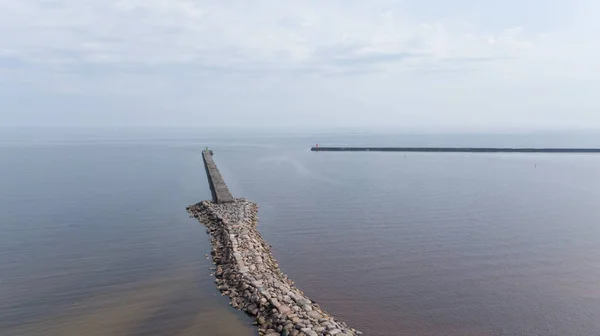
(2, 130, 600, 336)
(0, 139, 255, 336)
(4, 272, 253, 336)
(217, 142, 600, 336)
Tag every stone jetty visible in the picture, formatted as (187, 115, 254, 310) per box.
(187, 151, 361, 336)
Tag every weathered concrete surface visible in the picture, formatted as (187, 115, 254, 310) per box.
(202, 150, 234, 204)
(187, 199, 361, 336)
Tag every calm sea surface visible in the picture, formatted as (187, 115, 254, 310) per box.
(2, 129, 600, 336)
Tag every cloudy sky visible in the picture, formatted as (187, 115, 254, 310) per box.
(1, 0, 599, 131)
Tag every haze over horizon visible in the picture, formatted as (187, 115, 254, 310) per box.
(1, 0, 599, 131)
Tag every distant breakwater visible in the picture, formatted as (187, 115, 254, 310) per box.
(187, 151, 360, 336)
(311, 147, 600, 153)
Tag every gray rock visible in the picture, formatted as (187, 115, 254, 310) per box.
(278, 304, 292, 314)
(189, 200, 362, 335)
(301, 329, 318, 336)
(321, 322, 334, 329)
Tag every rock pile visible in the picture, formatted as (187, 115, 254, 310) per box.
(187, 199, 361, 336)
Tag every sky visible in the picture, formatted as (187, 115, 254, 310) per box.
(1, 0, 599, 131)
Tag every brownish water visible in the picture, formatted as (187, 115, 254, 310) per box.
(0, 138, 255, 336)
(3, 271, 253, 336)
(2, 130, 600, 336)
(217, 135, 600, 336)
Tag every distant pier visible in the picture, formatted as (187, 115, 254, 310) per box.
(310, 147, 600, 153)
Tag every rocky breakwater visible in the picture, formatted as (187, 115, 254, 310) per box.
(187, 199, 361, 336)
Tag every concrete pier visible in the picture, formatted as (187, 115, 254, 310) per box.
(311, 147, 600, 153)
(202, 150, 234, 204)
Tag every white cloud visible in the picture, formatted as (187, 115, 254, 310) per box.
(1, 0, 599, 129)
(0, 0, 541, 72)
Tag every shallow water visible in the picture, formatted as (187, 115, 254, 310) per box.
(0, 136, 255, 336)
(2, 129, 600, 336)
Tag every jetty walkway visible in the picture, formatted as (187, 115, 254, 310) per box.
(188, 150, 360, 336)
